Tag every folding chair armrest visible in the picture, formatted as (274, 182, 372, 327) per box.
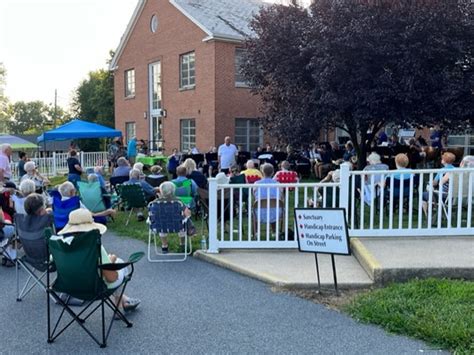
(128, 251, 145, 264)
(98, 262, 131, 271)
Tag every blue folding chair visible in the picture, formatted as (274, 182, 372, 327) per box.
(147, 200, 192, 262)
(51, 190, 80, 233)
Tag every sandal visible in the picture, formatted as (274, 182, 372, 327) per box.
(2, 257, 15, 267)
(123, 298, 141, 312)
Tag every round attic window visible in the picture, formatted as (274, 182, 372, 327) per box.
(150, 15, 158, 33)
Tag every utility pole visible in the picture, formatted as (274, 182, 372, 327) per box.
(54, 89, 57, 128)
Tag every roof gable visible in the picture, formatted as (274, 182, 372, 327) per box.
(110, 0, 267, 70)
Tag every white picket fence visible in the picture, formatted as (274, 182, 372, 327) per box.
(10, 151, 108, 181)
(207, 164, 474, 253)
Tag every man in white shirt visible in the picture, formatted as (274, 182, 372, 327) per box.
(218, 136, 238, 174)
(0, 143, 12, 182)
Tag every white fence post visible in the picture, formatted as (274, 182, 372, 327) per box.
(52, 152, 57, 176)
(80, 151, 84, 166)
(339, 163, 351, 219)
(207, 178, 219, 253)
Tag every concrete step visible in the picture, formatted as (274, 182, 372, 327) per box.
(351, 237, 474, 285)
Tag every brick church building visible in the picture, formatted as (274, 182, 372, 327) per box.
(110, 0, 267, 154)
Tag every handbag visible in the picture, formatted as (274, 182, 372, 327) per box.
(186, 218, 196, 237)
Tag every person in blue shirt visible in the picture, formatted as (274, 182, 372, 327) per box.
(124, 168, 157, 202)
(127, 137, 137, 164)
(253, 163, 282, 237)
(92, 166, 106, 189)
(377, 130, 388, 145)
(422, 152, 456, 216)
(342, 141, 356, 162)
(112, 157, 131, 178)
(167, 148, 181, 179)
(429, 126, 443, 150)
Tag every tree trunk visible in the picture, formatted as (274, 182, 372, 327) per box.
(357, 142, 368, 170)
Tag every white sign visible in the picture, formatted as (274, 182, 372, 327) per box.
(294, 208, 350, 255)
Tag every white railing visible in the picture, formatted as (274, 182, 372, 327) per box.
(10, 151, 108, 181)
(348, 167, 474, 237)
(207, 165, 474, 252)
(207, 165, 350, 252)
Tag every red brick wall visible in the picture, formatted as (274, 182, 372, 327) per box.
(214, 41, 262, 147)
(114, 0, 217, 153)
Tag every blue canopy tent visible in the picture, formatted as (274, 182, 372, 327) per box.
(37, 119, 122, 143)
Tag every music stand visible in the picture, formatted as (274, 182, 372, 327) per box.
(237, 151, 251, 167)
(181, 154, 204, 166)
(272, 152, 288, 164)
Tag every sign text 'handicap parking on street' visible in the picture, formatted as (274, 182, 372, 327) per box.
(295, 208, 350, 255)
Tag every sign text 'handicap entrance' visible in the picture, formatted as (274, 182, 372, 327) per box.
(294, 208, 350, 295)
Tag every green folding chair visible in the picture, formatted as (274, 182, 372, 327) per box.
(46, 229, 144, 348)
(116, 183, 148, 225)
(77, 181, 107, 213)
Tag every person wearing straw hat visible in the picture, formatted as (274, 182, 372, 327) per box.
(58, 209, 140, 313)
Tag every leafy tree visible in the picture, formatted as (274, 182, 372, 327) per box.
(0, 63, 9, 133)
(7, 101, 52, 134)
(72, 68, 114, 128)
(72, 52, 115, 151)
(242, 4, 320, 145)
(244, 0, 474, 167)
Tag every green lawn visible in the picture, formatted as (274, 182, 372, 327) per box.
(346, 278, 474, 354)
(108, 209, 206, 253)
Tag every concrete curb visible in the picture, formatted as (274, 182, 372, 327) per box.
(194, 250, 286, 286)
(350, 238, 381, 282)
(194, 250, 372, 290)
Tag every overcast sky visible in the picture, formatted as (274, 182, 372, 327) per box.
(0, 0, 294, 109)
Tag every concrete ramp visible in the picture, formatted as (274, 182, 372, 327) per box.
(351, 237, 474, 285)
(195, 237, 473, 288)
(195, 250, 373, 289)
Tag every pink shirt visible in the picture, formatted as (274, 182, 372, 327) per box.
(0, 152, 12, 179)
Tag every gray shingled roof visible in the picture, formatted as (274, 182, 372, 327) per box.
(110, 0, 269, 70)
(171, 0, 268, 41)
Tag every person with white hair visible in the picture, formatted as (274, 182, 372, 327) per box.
(58, 181, 114, 219)
(20, 161, 50, 192)
(0, 143, 13, 182)
(112, 157, 131, 178)
(132, 162, 145, 180)
(242, 159, 263, 183)
(154, 181, 193, 254)
(124, 169, 158, 201)
(92, 166, 106, 188)
(460, 155, 474, 168)
(12, 179, 36, 214)
(361, 152, 389, 205)
(182, 158, 207, 189)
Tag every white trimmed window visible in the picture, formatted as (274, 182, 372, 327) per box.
(235, 48, 249, 87)
(235, 118, 263, 152)
(179, 52, 195, 89)
(125, 122, 136, 144)
(180, 119, 196, 152)
(124, 69, 135, 97)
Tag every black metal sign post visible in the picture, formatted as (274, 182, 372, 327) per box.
(314, 253, 321, 294)
(295, 208, 350, 297)
(331, 254, 339, 296)
(313, 253, 339, 296)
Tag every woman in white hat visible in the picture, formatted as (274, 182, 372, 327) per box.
(58, 209, 140, 312)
